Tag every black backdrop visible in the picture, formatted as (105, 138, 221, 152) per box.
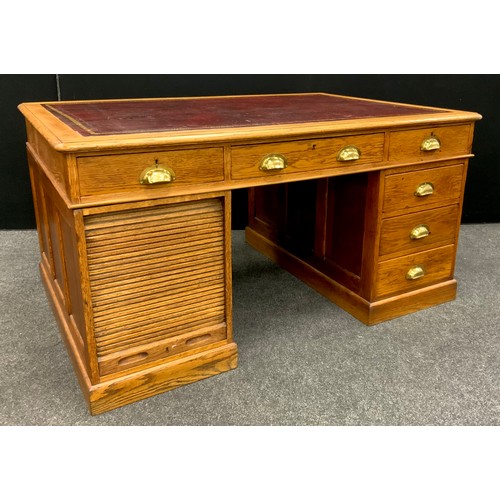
(2, 74, 498, 229)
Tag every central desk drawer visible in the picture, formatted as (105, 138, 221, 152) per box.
(231, 134, 385, 180)
(77, 148, 224, 200)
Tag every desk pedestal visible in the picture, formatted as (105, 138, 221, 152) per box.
(29, 150, 237, 414)
(246, 166, 464, 325)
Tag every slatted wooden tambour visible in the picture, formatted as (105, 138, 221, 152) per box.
(85, 198, 227, 376)
(19, 93, 481, 414)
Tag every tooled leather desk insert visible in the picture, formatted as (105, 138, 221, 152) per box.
(42, 94, 446, 136)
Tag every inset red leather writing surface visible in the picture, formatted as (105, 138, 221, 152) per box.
(43, 94, 444, 136)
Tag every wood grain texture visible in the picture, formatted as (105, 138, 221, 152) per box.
(449, 160, 470, 278)
(73, 209, 100, 383)
(379, 204, 459, 258)
(367, 280, 457, 325)
(27, 151, 53, 272)
(374, 244, 456, 298)
(89, 343, 238, 415)
(39, 259, 92, 405)
(388, 124, 471, 163)
(26, 122, 73, 197)
(383, 163, 464, 214)
(223, 192, 234, 343)
(359, 171, 385, 302)
(77, 147, 224, 200)
(28, 150, 94, 372)
(98, 324, 227, 376)
(83, 198, 228, 375)
(231, 133, 385, 180)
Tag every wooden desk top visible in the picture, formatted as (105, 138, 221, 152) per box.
(19, 93, 481, 153)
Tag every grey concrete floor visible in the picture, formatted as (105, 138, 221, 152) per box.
(0, 225, 499, 425)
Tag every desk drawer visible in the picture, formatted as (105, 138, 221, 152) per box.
(379, 204, 459, 258)
(77, 148, 224, 199)
(383, 163, 464, 214)
(375, 244, 455, 298)
(231, 133, 384, 180)
(388, 124, 471, 163)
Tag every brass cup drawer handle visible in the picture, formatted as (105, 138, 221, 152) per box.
(260, 154, 288, 172)
(337, 145, 361, 162)
(410, 224, 431, 240)
(414, 182, 434, 197)
(406, 265, 425, 280)
(140, 164, 176, 185)
(421, 136, 441, 151)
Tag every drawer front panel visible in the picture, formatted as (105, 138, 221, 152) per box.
(388, 124, 471, 163)
(231, 133, 385, 180)
(383, 164, 464, 214)
(379, 204, 459, 257)
(84, 198, 227, 376)
(78, 148, 224, 199)
(375, 244, 455, 298)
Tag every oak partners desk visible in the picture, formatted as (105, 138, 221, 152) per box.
(19, 93, 481, 414)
